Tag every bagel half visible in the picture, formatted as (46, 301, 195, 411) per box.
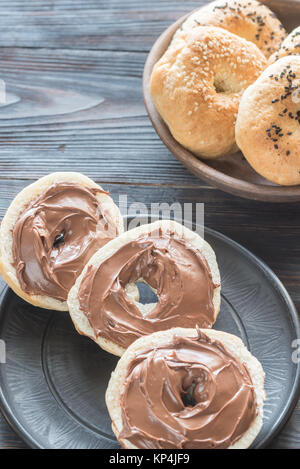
(68, 220, 221, 356)
(106, 327, 265, 449)
(0, 172, 123, 311)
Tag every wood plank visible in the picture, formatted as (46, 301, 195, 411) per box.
(0, 47, 208, 186)
(0, 1, 199, 12)
(0, 1, 202, 51)
(0, 1, 295, 51)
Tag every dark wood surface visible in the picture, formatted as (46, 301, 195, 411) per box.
(0, 0, 299, 449)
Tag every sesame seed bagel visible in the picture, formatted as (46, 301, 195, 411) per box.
(106, 328, 265, 449)
(0, 172, 124, 311)
(68, 220, 221, 357)
(174, 0, 286, 59)
(150, 26, 267, 159)
(236, 56, 300, 186)
(269, 26, 300, 64)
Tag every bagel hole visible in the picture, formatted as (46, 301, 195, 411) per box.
(136, 281, 158, 305)
(53, 231, 65, 248)
(181, 383, 197, 407)
(213, 74, 241, 94)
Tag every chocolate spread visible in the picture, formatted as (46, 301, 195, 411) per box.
(119, 331, 257, 449)
(12, 181, 119, 301)
(78, 229, 218, 348)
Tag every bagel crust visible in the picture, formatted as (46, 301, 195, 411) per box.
(236, 56, 300, 186)
(269, 26, 300, 64)
(174, 0, 286, 59)
(0, 172, 124, 311)
(150, 26, 266, 159)
(68, 220, 221, 356)
(106, 328, 265, 449)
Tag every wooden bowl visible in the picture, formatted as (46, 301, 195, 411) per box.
(143, 0, 300, 202)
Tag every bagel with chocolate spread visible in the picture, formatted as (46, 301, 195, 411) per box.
(68, 220, 221, 356)
(174, 0, 286, 59)
(106, 327, 265, 449)
(269, 26, 300, 64)
(150, 26, 267, 158)
(236, 56, 300, 185)
(0, 172, 124, 311)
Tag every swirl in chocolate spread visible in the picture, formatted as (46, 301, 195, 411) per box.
(78, 229, 218, 348)
(12, 182, 118, 301)
(119, 331, 257, 449)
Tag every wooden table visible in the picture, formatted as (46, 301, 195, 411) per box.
(0, 0, 299, 449)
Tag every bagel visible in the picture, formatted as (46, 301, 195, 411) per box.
(174, 0, 286, 59)
(269, 26, 300, 64)
(68, 220, 221, 356)
(150, 26, 267, 159)
(0, 172, 123, 311)
(236, 56, 300, 186)
(106, 327, 265, 449)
